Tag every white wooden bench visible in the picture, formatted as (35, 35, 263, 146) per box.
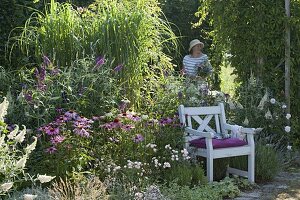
(178, 103, 259, 183)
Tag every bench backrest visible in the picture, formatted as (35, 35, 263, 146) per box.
(178, 103, 227, 136)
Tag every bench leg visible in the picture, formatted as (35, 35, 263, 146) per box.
(207, 157, 213, 182)
(248, 153, 255, 183)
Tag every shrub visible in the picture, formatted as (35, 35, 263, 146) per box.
(13, 56, 119, 128)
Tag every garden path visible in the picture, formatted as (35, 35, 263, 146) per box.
(233, 162, 300, 200)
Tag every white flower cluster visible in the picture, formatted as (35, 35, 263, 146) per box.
(152, 157, 161, 168)
(163, 162, 171, 168)
(146, 143, 157, 152)
(106, 163, 122, 173)
(125, 160, 143, 169)
(181, 148, 190, 160)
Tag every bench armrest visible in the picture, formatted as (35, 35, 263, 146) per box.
(224, 124, 249, 134)
(185, 127, 214, 139)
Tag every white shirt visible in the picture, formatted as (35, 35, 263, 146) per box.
(183, 54, 209, 77)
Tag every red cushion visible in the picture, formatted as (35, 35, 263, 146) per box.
(189, 137, 248, 149)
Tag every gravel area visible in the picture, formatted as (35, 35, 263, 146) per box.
(233, 167, 300, 200)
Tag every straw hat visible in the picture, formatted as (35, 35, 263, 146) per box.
(188, 39, 204, 52)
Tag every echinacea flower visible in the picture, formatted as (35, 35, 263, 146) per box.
(50, 135, 65, 145)
(45, 127, 59, 136)
(133, 134, 144, 143)
(64, 110, 78, 120)
(45, 146, 57, 154)
(121, 124, 135, 131)
(73, 127, 90, 137)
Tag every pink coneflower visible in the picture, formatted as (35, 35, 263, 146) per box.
(128, 115, 141, 122)
(121, 124, 135, 131)
(99, 123, 113, 130)
(55, 115, 68, 124)
(133, 134, 144, 143)
(92, 116, 100, 121)
(50, 135, 65, 145)
(64, 110, 78, 120)
(73, 127, 90, 137)
(45, 126, 59, 135)
(45, 146, 57, 154)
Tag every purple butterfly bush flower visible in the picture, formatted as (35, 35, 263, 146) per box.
(24, 91, 33, 102)
(114, 64, 123, 72)
(133, 134, 144, 143)
(50, 68, 60, 76)
(34, 65, 47, 91)
(43, 55, 51, 66)
(94, 56, 105, 70)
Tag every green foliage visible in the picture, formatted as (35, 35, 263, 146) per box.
(211, 177, 240, 199)
(196, 0, 300, 149)
(161, 178, 244, 200)
(12, 56, 119, 127)
(161, 182, 222, 200)
(228, 75, 292, 151)
(158, 0, 203, 67)
(163, 163, 207, 187)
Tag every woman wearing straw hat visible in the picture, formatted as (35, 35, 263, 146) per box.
(182, 39, 213, 106)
